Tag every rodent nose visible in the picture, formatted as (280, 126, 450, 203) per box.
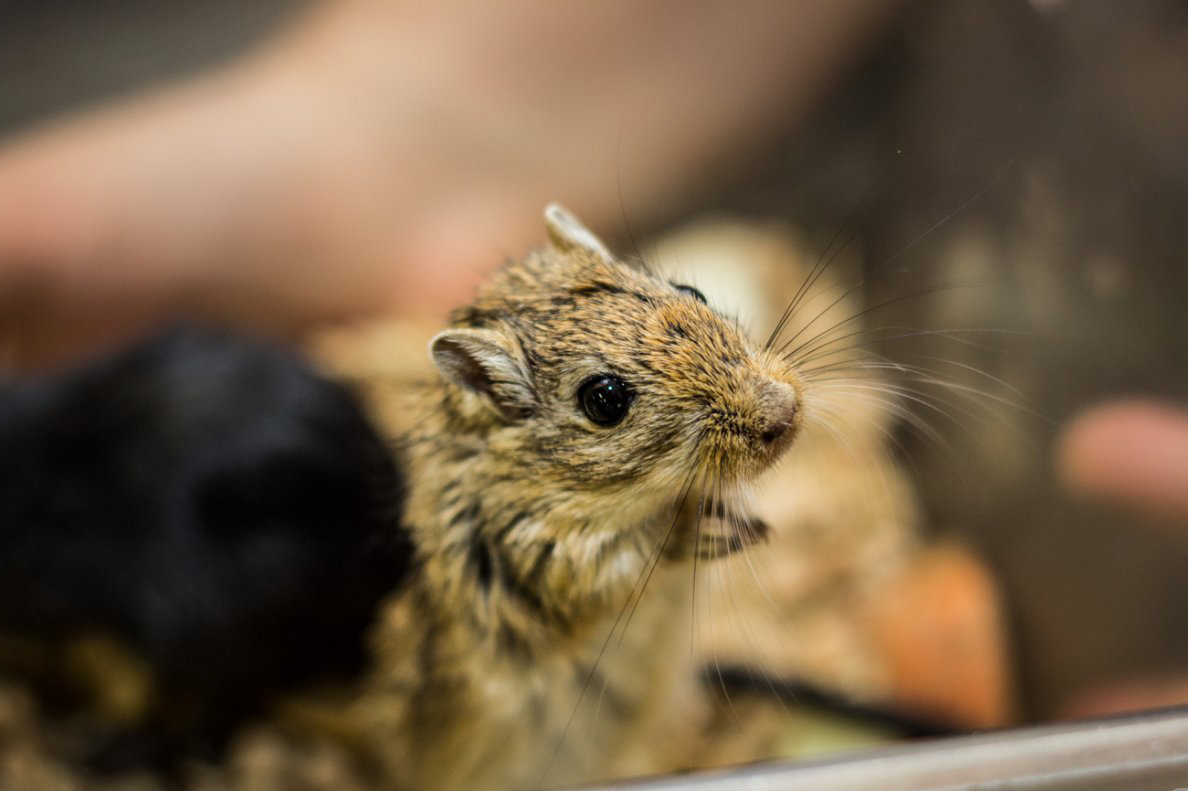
(760, 402, 799, 445)
(758, 381, 800, 446)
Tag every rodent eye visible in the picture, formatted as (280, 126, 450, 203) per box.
(672, 283, 707, 304)
(578, 374, 633, 427)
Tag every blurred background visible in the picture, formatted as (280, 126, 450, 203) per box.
(0, 1, 301, 130)
(1, 0, 1187, 763)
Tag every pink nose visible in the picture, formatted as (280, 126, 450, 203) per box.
(761, 401, 799, 445)
(758, 383, 800, 445)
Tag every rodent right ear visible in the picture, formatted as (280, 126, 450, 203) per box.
(544, 203, 614, 264)
(429, 329, 536, 421)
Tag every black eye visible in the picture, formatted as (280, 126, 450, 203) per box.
(672, 283, 707, 304)
(578, 374, 633, 426)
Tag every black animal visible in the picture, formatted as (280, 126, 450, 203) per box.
(0, 327, 411, 768)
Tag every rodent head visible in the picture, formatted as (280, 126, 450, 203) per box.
(429, 205, 803, 516)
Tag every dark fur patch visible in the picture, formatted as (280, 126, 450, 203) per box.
(469, 532, 495, 591)
(450, 501, 483, 529)
(667, 321, 690, 339)
(526, 541, 556, 586)
(494, 509, 532, 540)
(497, 547, 550, 620)
(0, 327, 411, 768)
(569, 282, 626, 298)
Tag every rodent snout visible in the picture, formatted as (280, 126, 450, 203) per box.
(756, 380, 801, 448)
(759, 412, 797, 446)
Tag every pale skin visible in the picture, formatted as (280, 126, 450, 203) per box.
(1058, 400, 1188, 527)
(0, 0, 895, 370)
(1056, 399, 1188, 716)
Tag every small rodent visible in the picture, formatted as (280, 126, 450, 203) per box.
(332, 204, 806, 791)
(0, 329, 412, 768)
(0, 205, 807, 791)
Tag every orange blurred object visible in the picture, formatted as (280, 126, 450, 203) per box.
(865, 543, 1016, 730)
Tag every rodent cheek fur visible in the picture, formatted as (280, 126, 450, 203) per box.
(504, 294, 803, 496)
(628, 301, 805, 485)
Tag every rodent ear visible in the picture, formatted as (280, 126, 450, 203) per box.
(429, 328, 536, 421)
(544, 203, 614, 264)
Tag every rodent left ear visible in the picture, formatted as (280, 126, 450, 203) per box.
(544, 203, 614, 264)
(430, 328, 536, 421)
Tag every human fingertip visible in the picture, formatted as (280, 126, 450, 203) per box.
(1056, 399, 1188, 522)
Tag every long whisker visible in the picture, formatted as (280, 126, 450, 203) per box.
(789, 326, 1020, 371)
(715, 488, 800, 721)
(617, 468, 705, 646)
(772, 163, 1011, 363)
(777, 284, 974, 362)
(615, 135, 656, 276)
(536, 465, 700, 789)
(765, 154, 900, 350)
(806, 356, 1044, 423)
(702, 466, 748, 732)
(686, 478, 709, 761)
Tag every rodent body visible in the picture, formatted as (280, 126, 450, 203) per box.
(335, 205, 806, 790)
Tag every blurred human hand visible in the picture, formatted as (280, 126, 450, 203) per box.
(1057, 399, 1188, 717)
(0, 0, 893, 372)
(0, 21, 531, 371)
(1059, 400, 1188, 525)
